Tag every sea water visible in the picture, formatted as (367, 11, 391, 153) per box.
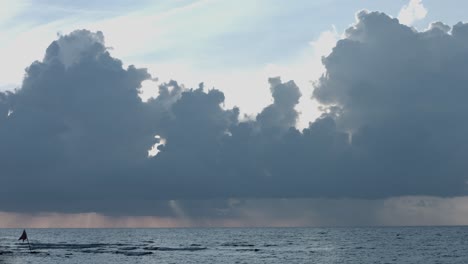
(1, 227, 468, 263)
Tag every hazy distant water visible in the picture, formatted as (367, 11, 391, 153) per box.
(1, 227, 468, 263)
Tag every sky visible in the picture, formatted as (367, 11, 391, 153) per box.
(1, 0, 468, 227)
(1, 0, 461, 127)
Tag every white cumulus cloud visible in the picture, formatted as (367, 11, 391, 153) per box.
(398, 0, 428, 26)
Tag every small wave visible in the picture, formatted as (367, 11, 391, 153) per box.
(80, 249, 107, 254)
(235, 248, 260, 252)
(30, 251, 50, 255)
(119, 246, 139, 251)
(221, 242, 255, 247)
(263, 244, 278, 247)
(114, 251, 153, 256)
(24, 243, 129, 250)
(143, 246, 207, 251)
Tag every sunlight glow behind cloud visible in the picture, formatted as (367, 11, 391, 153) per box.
(398, 0, 428, 26)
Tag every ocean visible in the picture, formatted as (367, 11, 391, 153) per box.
(1, 227, 467, 263)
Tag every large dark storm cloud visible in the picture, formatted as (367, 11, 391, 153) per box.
(2, 10, 468, 215)
(313, 11, 468, 197)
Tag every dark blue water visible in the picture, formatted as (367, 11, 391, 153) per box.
(1, 227, 468, 263)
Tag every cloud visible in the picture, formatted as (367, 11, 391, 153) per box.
(4, 196, 468, 227)
(2, 11, 468, 217)
(314, 11, 468, 197)
(398, 0, 428, 26)
(0, 30, 157, 213)
(256, 77, 301, 131)
(50, 30, 105, 67)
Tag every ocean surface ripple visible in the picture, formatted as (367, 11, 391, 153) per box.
(1, 227, 468, 263)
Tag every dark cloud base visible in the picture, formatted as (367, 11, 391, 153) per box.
(2, 11, 468, 215)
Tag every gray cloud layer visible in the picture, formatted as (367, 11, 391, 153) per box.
(2, 11, 468, 216)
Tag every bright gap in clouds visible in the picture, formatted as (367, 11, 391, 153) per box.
(136, 26, 340, 129)
(148, 135, 166, 158)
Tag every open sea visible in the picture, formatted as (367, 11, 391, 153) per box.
(1, 227, 468, 263)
